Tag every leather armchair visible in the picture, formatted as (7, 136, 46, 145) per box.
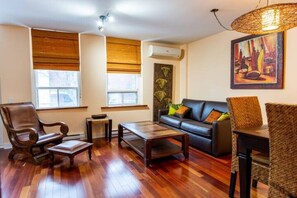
(0, 102, 69, 163)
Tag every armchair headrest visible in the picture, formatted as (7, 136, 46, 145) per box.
(0, 102, 40, 130)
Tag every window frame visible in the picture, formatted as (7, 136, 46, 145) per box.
(106, 73, 140, 107)
(34, 70, 81, 109)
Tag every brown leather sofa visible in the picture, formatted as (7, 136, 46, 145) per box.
(158, 99, 232, 156)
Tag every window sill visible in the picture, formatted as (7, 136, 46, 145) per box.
(101, 105, 149, 111)
(36, 106, 88, 111)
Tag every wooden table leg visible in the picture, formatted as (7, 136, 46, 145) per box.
(105, 123, 108, 140)
(182, 134, 189, 158)
(50, 151, 54, 167)
(88, 147, 92, 160)
(69, 156, 74, 167)
(144, 140, 152, 167)
(238, 148, 252, 198)
(86, 119, 93, 143)
(108, 119, 112, 142)
(118, 124, 123, 144)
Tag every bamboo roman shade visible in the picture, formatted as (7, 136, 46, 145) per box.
(31, 29, 79, 71)
(106, 37, 141, 73)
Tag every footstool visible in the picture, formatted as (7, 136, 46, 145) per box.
(48, 140, 93, 167)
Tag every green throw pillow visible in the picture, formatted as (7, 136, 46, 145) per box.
(217, 112, 230, 121)
(168, 103, 182, 115)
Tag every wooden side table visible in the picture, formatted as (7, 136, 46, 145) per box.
(86, 117, 112, 142)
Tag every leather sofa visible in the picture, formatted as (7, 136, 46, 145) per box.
(158, 99, 232, 156)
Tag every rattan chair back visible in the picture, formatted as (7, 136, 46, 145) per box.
(227, 96, 263, 171)
(266, 103, 297, 198)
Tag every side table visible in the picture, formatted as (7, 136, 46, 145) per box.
(86, 117, 112, 142)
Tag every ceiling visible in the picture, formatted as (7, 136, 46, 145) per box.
(0, 0, 294, 44)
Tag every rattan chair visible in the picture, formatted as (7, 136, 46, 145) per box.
(266, 103, 297, 198)
(227, 96, 269, 197)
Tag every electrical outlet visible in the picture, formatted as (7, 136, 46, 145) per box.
(8, 98, 14, 103)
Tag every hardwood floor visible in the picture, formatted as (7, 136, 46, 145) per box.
(0, 138, 268, 198)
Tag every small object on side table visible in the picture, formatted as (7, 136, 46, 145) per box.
(91, 114, 107, 119)
(48, 140, 93, 168)
(86, 117, 112, 142)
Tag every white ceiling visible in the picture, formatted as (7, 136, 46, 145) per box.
(0, 0, 294, 44)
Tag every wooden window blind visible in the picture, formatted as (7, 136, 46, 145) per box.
(31, 29, 80, 71)
(106, 37, 141, 74)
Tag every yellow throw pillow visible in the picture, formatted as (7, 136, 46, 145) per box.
(168, 103, 183, 115)
(204, 109, 223, 124)
(217, 112, 230, 121)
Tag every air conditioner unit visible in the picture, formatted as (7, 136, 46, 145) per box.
(148, 45, 182, 60)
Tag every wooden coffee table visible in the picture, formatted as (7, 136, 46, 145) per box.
(118, 121, 189, 166)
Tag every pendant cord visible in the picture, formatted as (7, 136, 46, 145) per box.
(256, 0, 263, 8)
(210, 9, 232, 31)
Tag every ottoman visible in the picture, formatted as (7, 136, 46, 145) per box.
(48, 140, 93, 167)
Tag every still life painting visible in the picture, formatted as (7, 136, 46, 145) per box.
(231, 32, 284, 89)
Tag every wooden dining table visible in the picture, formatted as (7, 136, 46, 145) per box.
(233, 125, 269, 198)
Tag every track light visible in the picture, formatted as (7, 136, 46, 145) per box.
(97, 12, 114, 32)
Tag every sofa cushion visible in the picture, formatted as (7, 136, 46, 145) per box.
(181, 120, 213, 138)
(160, 115, 185, 128)
(174, 105, 190, 118)
(182, 99, 205, 121)
(201, 101, 229, 121)
(217, 112, 230, 121)
(168, 103, 182, 115)
(204, 109, 223, 124)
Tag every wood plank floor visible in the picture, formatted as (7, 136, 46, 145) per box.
(0, 138, 268, 198)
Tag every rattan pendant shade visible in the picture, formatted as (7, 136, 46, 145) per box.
(231, 3, 297, 34)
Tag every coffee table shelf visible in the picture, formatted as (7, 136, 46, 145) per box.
(123, 137, 183, 159)
(118, 121, 189, 166)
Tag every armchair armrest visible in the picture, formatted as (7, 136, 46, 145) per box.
(211, 119, 232, 156)
(39, 120, 69, 136)
(158, 109, 169, 122)
(10, 127, 39, 146)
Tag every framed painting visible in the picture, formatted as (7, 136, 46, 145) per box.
(153, 63, 173, 121)
(231, 32, 284, 89)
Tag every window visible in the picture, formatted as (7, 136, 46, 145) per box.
(35, 70, 80, 108)
(107, 73, 139, 106)
(105, 37, 142, 107)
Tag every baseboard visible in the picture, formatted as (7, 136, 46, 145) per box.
(0, 131, 117, 149)
(63, 134, 84, 141)
(0, 143, 12, 149)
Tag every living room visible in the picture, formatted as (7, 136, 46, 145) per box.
(1, 0, 297, 197)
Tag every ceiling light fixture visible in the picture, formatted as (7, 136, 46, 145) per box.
(97, 12, 114, 32)
(232, 0, 297, 34)
(211, 0, 297, 35)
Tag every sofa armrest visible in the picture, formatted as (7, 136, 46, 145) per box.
(211, 119, 232, 156)
(158, 109, 169, 123)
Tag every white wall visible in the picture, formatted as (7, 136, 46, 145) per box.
(0, 25, 32, 103)
(0, 25, 184, 146)
(142, 42, 182, 105)
(187, 28, 297, 123)
(0, 77, 2, 144)
(179, 44, 188, 101)
(0, 25, 33, 146)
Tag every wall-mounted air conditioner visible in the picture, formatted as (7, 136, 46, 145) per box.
(148, 45, 183, 60)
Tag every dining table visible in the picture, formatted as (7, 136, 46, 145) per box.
(233, 125, 269, 198)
